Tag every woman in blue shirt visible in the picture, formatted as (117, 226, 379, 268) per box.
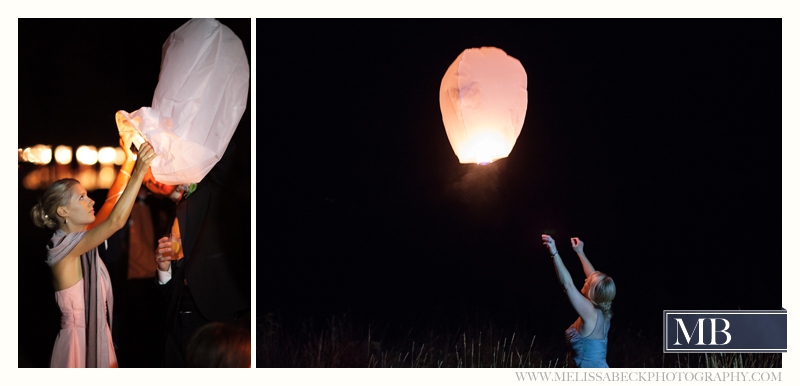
(542, 234, 616, 367)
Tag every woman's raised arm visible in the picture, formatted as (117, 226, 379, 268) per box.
(543, 234, 596, 322)
(571, 237, 596, 278)
(68, 142, 156, 259)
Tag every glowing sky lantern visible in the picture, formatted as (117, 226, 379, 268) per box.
(440, 47, 527, 165)
(116, 18, 249, 185)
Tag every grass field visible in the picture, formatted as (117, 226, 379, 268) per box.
(255, 313, 782, 368)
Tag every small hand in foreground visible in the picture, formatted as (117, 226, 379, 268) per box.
(132, 142, 156, 178)
(155, 236, 173, 272)
(571, 237, 584, 254)
(542, 234, 558, 256)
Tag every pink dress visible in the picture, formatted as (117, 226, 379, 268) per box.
(49, 275, 118, 368)
(47, 230, 118, 367)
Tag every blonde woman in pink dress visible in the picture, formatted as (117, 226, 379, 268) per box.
(30, 140, 156, 367)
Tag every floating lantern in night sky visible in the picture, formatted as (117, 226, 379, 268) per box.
(116, 18, 249, 185)
(439, 47, 527, 165)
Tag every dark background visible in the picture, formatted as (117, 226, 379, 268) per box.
(17, 18, 251, 367)
(257, 18, 781, 352)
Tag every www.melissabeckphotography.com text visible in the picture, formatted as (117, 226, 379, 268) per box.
(514, 371, 782, 382)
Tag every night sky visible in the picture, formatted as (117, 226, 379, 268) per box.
(258, 18, 782, 344)
(16, 18, 251, 368)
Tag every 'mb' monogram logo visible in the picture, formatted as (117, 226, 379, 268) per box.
(663, 310, 786, 353)
(673, 318, 731, 345)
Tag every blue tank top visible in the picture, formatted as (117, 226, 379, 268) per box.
(565, 308, 609, 368)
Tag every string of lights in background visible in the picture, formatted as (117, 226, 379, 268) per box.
(18, 144, 128, 191)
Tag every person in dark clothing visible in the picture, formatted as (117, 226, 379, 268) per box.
(149, 141, 250, 367)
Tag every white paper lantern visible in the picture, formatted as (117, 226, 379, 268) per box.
(116, 18, 249, 185)
(440, 47, 527, 164)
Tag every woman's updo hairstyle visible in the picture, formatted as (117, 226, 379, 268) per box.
(587, 271, 616, 320)
(30, 178, 79, 230)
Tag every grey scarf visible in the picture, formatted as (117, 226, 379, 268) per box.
(46, 229, 114, 368)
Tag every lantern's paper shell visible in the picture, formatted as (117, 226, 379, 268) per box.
(116, 18, 249, 185)
(440, 47, 527, 164)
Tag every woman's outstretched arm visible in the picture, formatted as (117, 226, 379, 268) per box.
(543, 234, 596, 322)
(543, 234, 575, 292)
(571, 237, 596, 278)
(68, 143, 156, 259)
